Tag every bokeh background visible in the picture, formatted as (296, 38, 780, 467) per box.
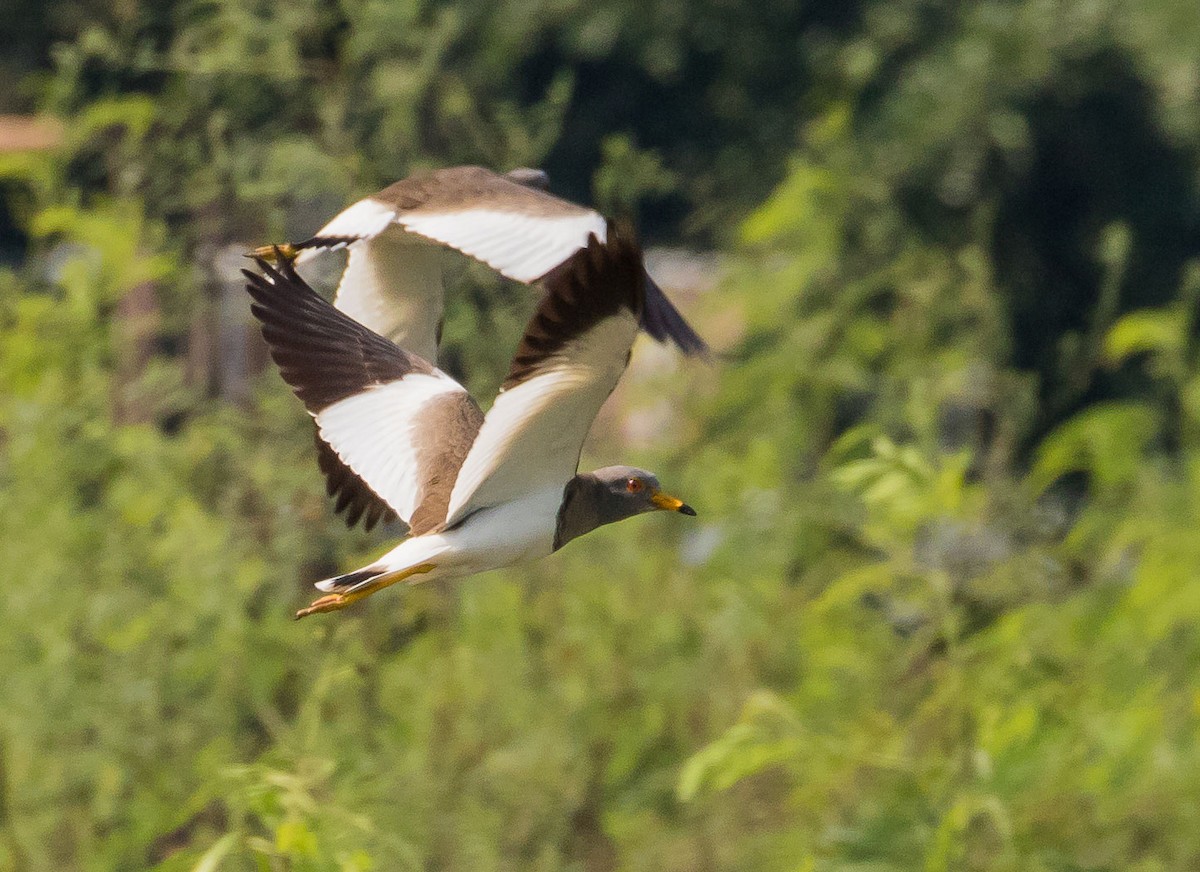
(4, 1, 1200, 869)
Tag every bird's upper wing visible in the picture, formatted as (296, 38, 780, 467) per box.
(244, 255, 484, 536)
(294, 166, 707, 356)
(440, 224, 645, 529)
(297, 166, 604, 281)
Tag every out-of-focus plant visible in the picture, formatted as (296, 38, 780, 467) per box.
(674, 90, 1200, 868)
(7, 0, 1200, 869)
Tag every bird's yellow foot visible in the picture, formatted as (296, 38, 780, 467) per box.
(250, 242, 299, 262)
(294, 563, 437, 620)
(295, 593, 349, 619)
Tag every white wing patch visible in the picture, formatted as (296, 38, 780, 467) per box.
(400, 208, 607, 283)
(442, 313, 639, 527)
(315, 371, 466, 524)
(333, 236, 444, 363)
(295, 198, 397, 264)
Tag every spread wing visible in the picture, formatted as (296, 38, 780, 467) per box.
(440, 224, 645, 529)
(291, 207, 446, 528)
(243, 255, 484, 537)
(293, 166, 706, 357)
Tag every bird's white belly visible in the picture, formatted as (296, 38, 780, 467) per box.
(438, 487, 563, 574)
(374, 486, 563, 582)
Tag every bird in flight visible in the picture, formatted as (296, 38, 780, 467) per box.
(245, 222, 696, 619)
(253, 165, 706, 535)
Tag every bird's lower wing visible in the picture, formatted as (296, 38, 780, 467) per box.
(313, 424, 399, 532)
(244, 256, 483, 532)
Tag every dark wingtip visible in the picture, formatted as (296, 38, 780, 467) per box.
(642, 271, 710, 358)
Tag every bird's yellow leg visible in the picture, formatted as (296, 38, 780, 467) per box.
(294, 563, 436, 620)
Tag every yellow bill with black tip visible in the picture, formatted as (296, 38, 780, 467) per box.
(651, 491, 697, 516)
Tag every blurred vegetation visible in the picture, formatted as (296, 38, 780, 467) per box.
(4, 0, 1200, 869)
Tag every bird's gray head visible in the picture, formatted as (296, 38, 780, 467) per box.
(554, 465, 696, 551)
(590, 465, 696, 518)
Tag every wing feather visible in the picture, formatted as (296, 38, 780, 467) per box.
(398, 208, 606, 283)
(441, 226, 645, 528)
(244, 256, 483, 533)
(331, 235, 444, 364)
(314, 424, 398, 532)
(295, 230, 446, 528)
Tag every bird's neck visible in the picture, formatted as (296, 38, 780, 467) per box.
(553, 473, 617, 551)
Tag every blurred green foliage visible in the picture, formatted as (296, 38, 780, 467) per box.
(5, 0, 1200, 870)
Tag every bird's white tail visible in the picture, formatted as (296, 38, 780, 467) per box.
(314, 566, 386, 593)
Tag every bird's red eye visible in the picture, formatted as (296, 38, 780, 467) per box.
(626, 478, 643, 493)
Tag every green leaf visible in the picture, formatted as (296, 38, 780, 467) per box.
(1029, 402, 1160, 494)
(191, 833, 239, 872)
(1104, 309, 1182, 366)
(678, 692, 803, 802)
